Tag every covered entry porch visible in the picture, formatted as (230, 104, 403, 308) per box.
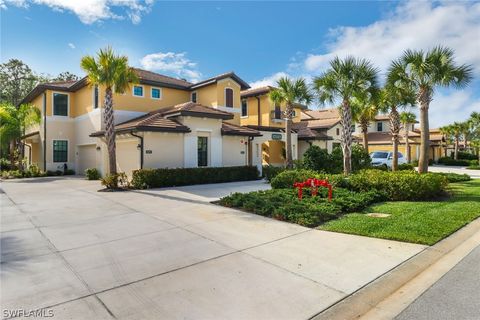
(248, 126, 298, 168)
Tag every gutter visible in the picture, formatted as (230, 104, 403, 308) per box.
(130, 131, 144, 169)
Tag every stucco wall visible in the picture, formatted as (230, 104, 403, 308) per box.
(116, 138, 140, 176)
(143, 132, 184, 168)
(222, 136, 248, 166)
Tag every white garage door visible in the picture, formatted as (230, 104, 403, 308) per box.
(77, 145, 97, 175)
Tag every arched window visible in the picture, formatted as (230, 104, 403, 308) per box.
(225, 88, 233, 108)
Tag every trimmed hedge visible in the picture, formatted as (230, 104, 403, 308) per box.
(262, 165, 285, 182)
(131, 166, 259, 189)
(219, 188, 380, 227)
(431, 172, 471, 182)
(270, 169, 347, 189)
(438, 157, 478, 166)
(347, 169, 448, 201)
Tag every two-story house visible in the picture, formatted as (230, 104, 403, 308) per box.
(21, 69, 264, 176)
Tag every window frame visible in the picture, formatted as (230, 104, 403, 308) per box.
(132, 85, 144, 98)
(52, 139, 68, 163)
(52, 92, 69, 116)
(224, 87, 234, 108)
(93, 85, 99, 109)
(197, 136, 209, 167)
(191, 91, 197, 103)
(151, 87, 162, 100)
(377, 122, 383, 132)
(241, 99, 248, 117)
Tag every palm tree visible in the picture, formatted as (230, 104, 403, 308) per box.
(0, 102, 41, 169)
(380, 84, 416, 171)
(439, 125, 453, 157)
(399, 111, 416, 163)
(458, 121, 471, 151)
(269, 77, 312, 169)
(470, 112, 480, 162)
(450, 122, 462, 160)
(81, 47, 138, 176)
(314, 56, 379, 175)
(388, 46, 473, 173)
(351, 97, 379, 154)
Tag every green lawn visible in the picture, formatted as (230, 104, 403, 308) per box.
(320, 179, 480, 245)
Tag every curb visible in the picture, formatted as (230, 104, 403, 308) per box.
(311, 217, 480, 320)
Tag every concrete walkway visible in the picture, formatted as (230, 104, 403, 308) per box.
(1, 177, 425, 320)
(426, 165, 480, 179)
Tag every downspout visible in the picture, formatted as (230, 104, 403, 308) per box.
(43, 92, 47, 171)
(247, 136, 254, 166)
(256, 96, 261, 126)
(130, 131, 144, 169)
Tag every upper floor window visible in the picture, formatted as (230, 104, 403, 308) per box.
(151, 88, 161, 99)
(191, 92, 197, 103)
(53, 93, 68, 116)
(225, 88, 233, 108)
(241, 99, 248, 117)
(53, 140, 68, 162)
(377, 122, 383, 132)
(93, 85, 99, 109)
(133, 85, 144, 97)
(336, 128, 340, 136)
(273, 105, 282, 120)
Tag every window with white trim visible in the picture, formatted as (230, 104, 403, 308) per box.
(377, 122, 383, 132)
(133, 85, 144, 97)
(151, 87, 161, 99)
(53, 93, 68, 116)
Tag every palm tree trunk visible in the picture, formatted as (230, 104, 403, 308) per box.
(405, 128, 410, 163)
(104, 87, 117, 176)
(454, 137, 459, 160)
(285, 104, 293, 169)
(340, 100, 352, 175)
(390, 106, 400, 171)
(362, 128, 369, 154)
(418, 91, 431, 173)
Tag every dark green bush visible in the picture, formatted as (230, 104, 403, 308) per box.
(467, 165, 480, 170)
(303, 145, 371, 174)
(101, 172, 129, 189)
(85, 168, 101, 180)
(65, 169, 75, 175)
(347, 169, 448, 201)
(438, 157, 473, 166)
(457, 151, 478, 160)
(131, 166, 259, 189)
(397, 163, 415, 171)
(270, 169, 347, 189)
(411, 159, 434, 166)
(218, 187, 379, 228)
(262, 165, 285, 182)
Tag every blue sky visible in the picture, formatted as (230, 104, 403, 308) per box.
(1, 0, 479, 127)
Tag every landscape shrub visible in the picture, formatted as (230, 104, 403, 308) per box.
(437, 157, 475, 166)
(270, 169, 347, 189)
(0, 158, 14, 171)
(457, 151, 478, 160)
(85, 168, 101, 180)
(218, 187, 379, 228)
(64, 169, 75, 175)
(411, 159, 434, 166)
(397, 163, 415, 171)
(262, 165, 285, 182)
(347, 169, 448, 201)
(303, 145, 371, 174)
(101, 172, 130, 189)
(431, 172, 471, 183)
(467, 165, 480, 170)
(131, 166, 259, 189)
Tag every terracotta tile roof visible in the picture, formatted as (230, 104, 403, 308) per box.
(292, 121, 332, 140)
(352, 131, 441, 145)
(222, 122, 262, 137)
(162, 102, 234, 120)
(302, 108, 340, 120)
(374, 114, 390, 121)
(133, 68, 193, 89)
(240, 86, 275, 98)
(245, 125, 295, 133)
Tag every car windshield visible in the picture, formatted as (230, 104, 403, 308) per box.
(370, 152, 388, 158)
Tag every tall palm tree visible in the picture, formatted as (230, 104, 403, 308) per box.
(439, 125, 454, 157)
(0, 102, 41, 169)
(351, 97, 379, 154)
(81, 47, 138, 176)
(458, 121, 471, 151)
(388, 46, 473, 173)
(399, 111, 416, 163)
(470, 112, 480, 162)
(450, 122, 462, 160)
(269, 77, 312, 169)
(314, 56, 379, 175)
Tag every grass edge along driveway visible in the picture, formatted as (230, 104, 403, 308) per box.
(320, 180, 480, 245)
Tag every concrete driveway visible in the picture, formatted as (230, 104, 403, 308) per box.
(1, 177, 425, 320)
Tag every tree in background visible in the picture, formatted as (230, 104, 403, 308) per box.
(0, 59, 37, 106)
(468, 112, 480, 163)
(439, 125, 454, 158)
(458, 121, 471, 151)
(388, 46, 473, 173)
(269, 77, 312, 169)
(351, 96, 379, 154)
(399, 111, 417, 163)
(81, 47, 138, 178)
(450, 122, 463, 160)
(314, 56, 379, 175)
(0, 103, 41, 169)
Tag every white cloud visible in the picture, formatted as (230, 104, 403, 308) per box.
(68, 42, 75, 49)
(0, 0, 154, 24)
(140, 52, 202, 83)
(249, 72, 290, 88)
(251, 0, 480, 127)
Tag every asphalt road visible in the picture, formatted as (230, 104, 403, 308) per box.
(396, 245, 480, 320)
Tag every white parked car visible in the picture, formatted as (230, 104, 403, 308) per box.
(370, 151, 407, 168)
